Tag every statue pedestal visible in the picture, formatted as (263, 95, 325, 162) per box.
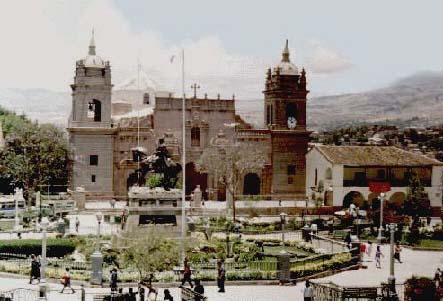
(126, 187, 183, 234)
(74, 187, 86, 210)
(192, 185, 202, 208)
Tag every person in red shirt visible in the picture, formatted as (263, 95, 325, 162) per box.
(180, 259, 193, 288)
(360, 242, 367, 262)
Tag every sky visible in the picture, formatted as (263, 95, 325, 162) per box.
(1, 0, 443, 99)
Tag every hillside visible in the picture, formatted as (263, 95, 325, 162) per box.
(1, 71, 443, 130)
(308, 71, 443, 130)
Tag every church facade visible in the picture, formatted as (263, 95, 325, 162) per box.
(68, 36, 309, 200)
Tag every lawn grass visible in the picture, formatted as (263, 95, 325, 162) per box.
(263, 245, 311, 256)
(418, 239, 443, 249)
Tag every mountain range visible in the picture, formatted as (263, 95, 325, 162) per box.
(1, 71, 443, 131)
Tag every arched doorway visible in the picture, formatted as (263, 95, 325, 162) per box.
(243, 173, 260, 195)
(389, 192, 406, 207)
(186, 162, 208, 200)
(343, 191, 365, 208)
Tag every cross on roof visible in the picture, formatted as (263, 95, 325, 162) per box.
(191, 83, 200, 98)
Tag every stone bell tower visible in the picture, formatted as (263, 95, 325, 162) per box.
(264, 40, 310, 198)
(68, 32, 115, 194)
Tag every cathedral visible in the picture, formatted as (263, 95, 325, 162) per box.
(68, 35, 310, 201)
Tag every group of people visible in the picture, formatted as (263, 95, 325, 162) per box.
(29, 254, 74, 293)
(359, 241, 403, 268)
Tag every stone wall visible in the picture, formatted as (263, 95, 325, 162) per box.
(69, 130, 114, 193)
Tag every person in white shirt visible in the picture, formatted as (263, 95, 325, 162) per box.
(303, 281, 314, 301)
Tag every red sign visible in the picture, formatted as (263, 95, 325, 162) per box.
(368, 181, 391, 193)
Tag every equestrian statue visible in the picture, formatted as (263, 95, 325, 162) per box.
(127, 138, 182, 190)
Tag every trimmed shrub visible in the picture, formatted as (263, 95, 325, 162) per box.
(0, 239, 75, 258)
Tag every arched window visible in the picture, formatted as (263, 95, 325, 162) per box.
(88, 99, 102, 122)
(143, 93, 150, 104)
(191, 127, 200, 147)
(286, 103, 297, 120)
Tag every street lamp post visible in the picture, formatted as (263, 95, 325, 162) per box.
(377, 193, 385, 244)
(39, 217, 49, 300)
(388, 223, 398, 297)
(90, 212, 103, 285)
(280, 212, 287, 253)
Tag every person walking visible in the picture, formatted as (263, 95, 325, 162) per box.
(110, 268, 118, 293)
(360, 241, 367, 262)
(29, 254, 41, 284)
(434, 268, 441, 288)
(138, 283, 145, 301)
(146, 283, 157, 301)
(366, 241, 373, 261)
(60, 268, 75, 293)
(194, 279, 205, 301)
(75, 217, 80, 233)
(180, 259, 193, 288)
(393, 242, 402, 263)
(303, 281, 314, 301)
(217, 260, 225, 293)
(375, 245, 384, 269)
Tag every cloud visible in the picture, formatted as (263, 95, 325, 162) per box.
(305, 40, 352, 74)
(0, 0, 272, 100)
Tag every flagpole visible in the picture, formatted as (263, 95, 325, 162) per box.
(181, 48, 186, 261)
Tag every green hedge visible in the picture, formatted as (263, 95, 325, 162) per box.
(0, 239, 75, 258)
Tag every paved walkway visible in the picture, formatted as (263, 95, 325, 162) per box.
(0, 245, 442, 300)
(0, 277, 305, 301)
(316, 244, 443, 287)
(0, 245, 443, 301)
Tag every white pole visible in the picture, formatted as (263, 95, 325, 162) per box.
(181, 49, 186, 260)
(14, 190, 19, 231)
(377, 193, 385, 244)
(39, 217, 48, 300)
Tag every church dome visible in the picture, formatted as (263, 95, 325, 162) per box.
(82, 54, 105, 68)
(80, 31, 106, 68)
(274, 40, 298, 75)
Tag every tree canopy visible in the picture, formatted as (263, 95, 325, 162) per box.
(196, 142, 266, 204)
(0, 107, 69, 196)
(115, 228, 180, 281)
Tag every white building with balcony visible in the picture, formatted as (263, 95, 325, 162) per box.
(306, 145, 443, 208)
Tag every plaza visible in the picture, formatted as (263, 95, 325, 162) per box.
(0, 243, 442, 300)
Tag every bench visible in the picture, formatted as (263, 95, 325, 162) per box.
(342, 287, 378, 299)
(181, 287, 207, 301)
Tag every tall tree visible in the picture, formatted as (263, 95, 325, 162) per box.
(115, 228, 179, 281)
(196, 142, 266, 221)
(0, 107, 69, 199)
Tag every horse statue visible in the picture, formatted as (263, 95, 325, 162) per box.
(127, 139, 182, 191)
